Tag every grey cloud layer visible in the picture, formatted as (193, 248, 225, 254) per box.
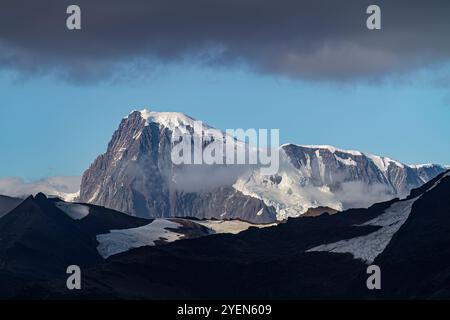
(1, 0, 449, 81)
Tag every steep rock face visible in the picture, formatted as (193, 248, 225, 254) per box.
(79, 110, 276, 223)
(282, 144, 412, 194)
(80, 113, 172, 217)
(284, 145, 446, 197)
(409, 163, 450, 184)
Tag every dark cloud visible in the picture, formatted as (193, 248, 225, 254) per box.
(0, 0, 449, 82)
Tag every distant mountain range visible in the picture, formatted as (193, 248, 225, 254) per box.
(79, 109, 448, 222)
(2, 169, 448, 299)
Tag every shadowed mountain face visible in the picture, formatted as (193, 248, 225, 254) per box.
(79, 110, 447, 223)
(0, 194, 211, 299)
(0, 195, 22, 218)
(0, 194, 103, 298)
(370, 171, 450, 298)
(14, 171, 450, 299)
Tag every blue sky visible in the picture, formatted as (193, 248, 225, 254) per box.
(1, 1, 450, 182)
(1, 63, 449, 181)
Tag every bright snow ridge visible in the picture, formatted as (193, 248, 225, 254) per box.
(282, 143, 407, 172)
(307, 197, 418, 264)
(334, 154, 357, 166)
(96, 219, 184, 259)
(307, 172, 450, 264)
(55, 202, 90, 220)
(126, 109, 225, 139)
(366, 153, 404, 171)
(139, 109, 194, 127)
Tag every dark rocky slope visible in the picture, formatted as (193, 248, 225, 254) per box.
(0, 194, 22, 217)
(0, 194, 210, 298)
(26, 171, 450, 299)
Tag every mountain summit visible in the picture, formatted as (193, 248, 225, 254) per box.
(79, 109, 277, 223)
(79, 109, 447, 222)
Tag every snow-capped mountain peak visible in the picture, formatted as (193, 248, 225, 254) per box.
(124, 109, 228, 143)
(80, 110, 277, 223)
(234, 143, 448, 220)
(138, 109, 196, 127)
(80, 109, 448, 222)
(127, 109, 213, 131)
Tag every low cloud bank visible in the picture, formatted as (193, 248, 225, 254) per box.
(0, 176, 81, 198)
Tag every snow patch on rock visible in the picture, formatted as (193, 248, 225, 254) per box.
(307, 171, 450, 263)
(55, 202, 90, 220)
(307, 197, 418, 263)
(96, 219, 184, 258)
(335, 154, 357, 167)
(197, 220, 276, 235)
(366, 153, 404, 172)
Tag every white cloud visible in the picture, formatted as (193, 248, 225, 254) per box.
(0, 176, 81, 199)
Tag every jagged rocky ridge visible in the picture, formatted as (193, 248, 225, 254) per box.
(79, 109, 448, 222)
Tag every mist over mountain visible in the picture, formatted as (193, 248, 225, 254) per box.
(79, 109, 448, 222)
